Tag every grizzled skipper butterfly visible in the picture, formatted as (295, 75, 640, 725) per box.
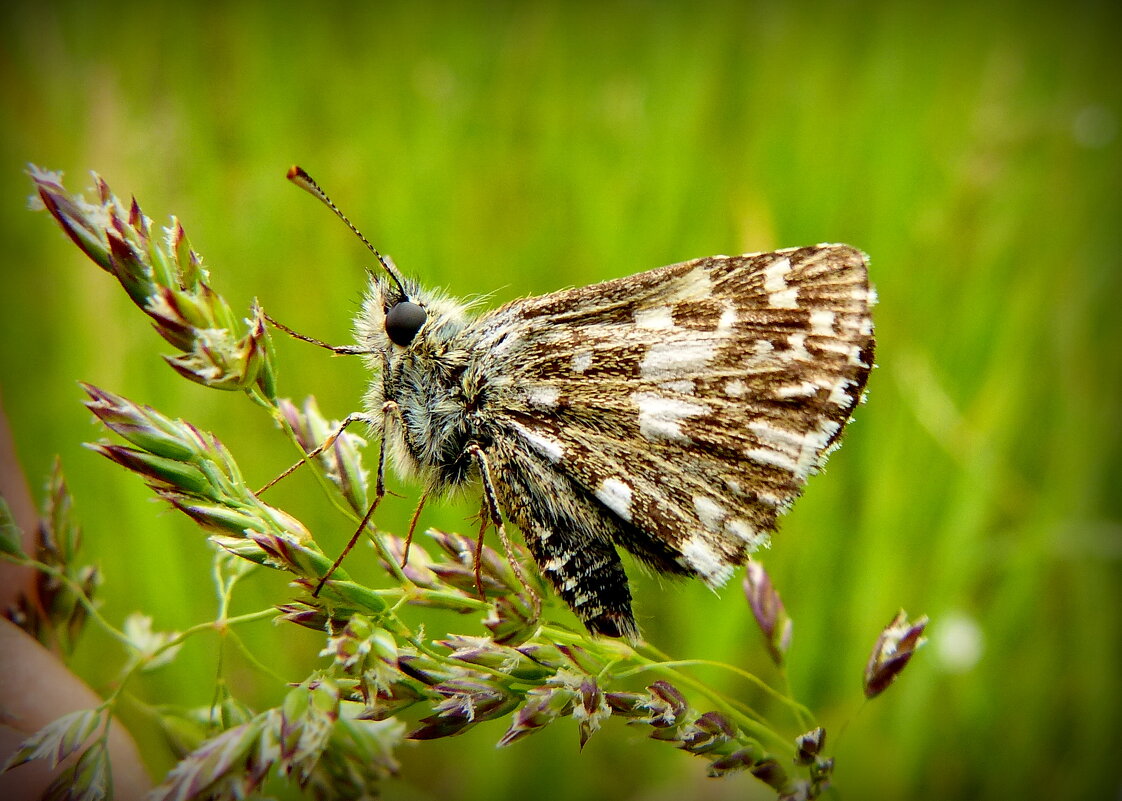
(279, 166, 875, 640)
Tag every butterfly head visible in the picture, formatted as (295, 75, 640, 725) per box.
(358, 273, 471, 358)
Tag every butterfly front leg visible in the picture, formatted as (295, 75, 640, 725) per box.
(313, 401, 399, 595)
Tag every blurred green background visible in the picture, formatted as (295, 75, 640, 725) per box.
(1, 1, 1119, 799)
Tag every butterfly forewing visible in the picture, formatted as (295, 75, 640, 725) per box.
(483, 244, 874, 589)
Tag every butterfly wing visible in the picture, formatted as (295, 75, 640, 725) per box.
(479, 245, 874, 596)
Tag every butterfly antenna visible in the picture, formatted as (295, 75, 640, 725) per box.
(286, 165, 409, 298)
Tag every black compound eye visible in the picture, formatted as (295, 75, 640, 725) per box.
(385, 301, 427, 347)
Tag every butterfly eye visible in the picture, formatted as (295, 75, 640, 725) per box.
(385, 301, 427, 347)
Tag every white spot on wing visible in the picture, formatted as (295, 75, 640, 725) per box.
(571, 350, 593, 373)
(749, 423, 809, 451)
(769, 287, 799, 308)
(634, 306, 675, 329)
(678, 266, 714, 299)
(659, 379, 696, 394)
(510, 421, 565, 463)
(763, 257, 798, 308)
(524, 385, 560, 409)
(817, 340, 867, 366)
(724, 379, 748, 398)
(806, 419, 842, 470)
(595, 478, 633, 522)
(775, 382, 818, 399)
(745, 447, 800, 474)
(681, 535, 734, 585)
(786, 333, 811, 361)
(726, 517, 766, 548)
(809, 310, 836, 336)
(693, 495, 726, 532)
(747, 419, 842, 480)
(763, 257, 791, 293)
(828, 378, 856, 407)
(640, 339, 715, 378)
(632, 392, 708, 442)
(717, 301, 737, 335)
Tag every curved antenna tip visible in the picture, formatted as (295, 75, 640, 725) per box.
(285, 165, 408, 297)
(286, 165, 320, 198)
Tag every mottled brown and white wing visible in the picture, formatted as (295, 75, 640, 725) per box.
(480, 245, 874, 586)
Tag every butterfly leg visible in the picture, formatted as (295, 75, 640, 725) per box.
(468, 444, 542, 620)
(399, 486, 432, 568)
(313, 402, 398, 596)
(473, 494, 489, 598)
(256, 412, 375, 496)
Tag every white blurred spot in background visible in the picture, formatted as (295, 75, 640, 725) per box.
(931, 612, 984, 673)
(1072, 104, 1117, 149)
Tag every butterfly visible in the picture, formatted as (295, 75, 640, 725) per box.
(287, 167, 875, 640)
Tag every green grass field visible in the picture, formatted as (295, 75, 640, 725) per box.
(1, 1, 1119, 799)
